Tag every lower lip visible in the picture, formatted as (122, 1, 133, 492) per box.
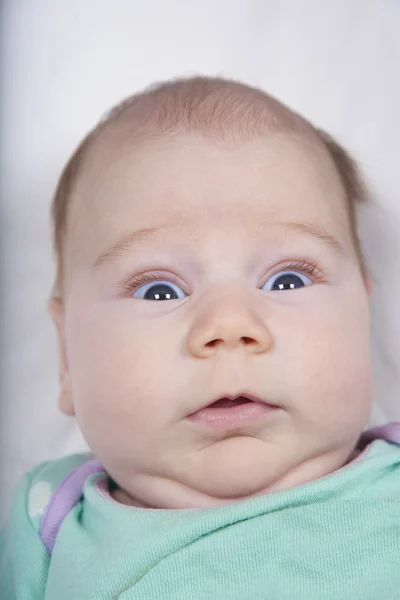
(187, 402, 278, 429)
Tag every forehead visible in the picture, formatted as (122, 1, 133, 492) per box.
(66, 131, 352, 268)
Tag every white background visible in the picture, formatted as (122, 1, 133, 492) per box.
(1, 0, 400, 524)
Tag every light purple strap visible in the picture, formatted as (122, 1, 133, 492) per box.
(359, 422, 400, 445)
(39, 458, 103, 554)
(38, 423, 400, 555)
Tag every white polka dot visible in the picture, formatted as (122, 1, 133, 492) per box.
(28, 481, 52, 519)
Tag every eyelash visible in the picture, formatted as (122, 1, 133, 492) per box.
(119, 260, 324, 297)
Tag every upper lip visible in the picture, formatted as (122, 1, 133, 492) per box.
(189, 391, 278, 415)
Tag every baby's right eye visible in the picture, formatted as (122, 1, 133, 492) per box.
(132, 280, 187, 301)
(261, 270, 312, 292)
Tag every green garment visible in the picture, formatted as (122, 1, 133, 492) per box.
(1, 437, 400, 599)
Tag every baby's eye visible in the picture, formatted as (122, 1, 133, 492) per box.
(129, 264, 316, 300)
(261, 270, 312, 292)
(132, 280, 187, 301)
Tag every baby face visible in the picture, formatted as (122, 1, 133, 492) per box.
(53, 131, 373, 509)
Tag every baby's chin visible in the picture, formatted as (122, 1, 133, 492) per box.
(188, 436, 292, 499)
(108, 436, 357, 510)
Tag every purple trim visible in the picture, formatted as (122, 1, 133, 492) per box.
(359, 422, 400, 445)
(39, 458, 103, 554)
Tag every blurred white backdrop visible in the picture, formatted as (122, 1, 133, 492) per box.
(1, 0, 400, 524)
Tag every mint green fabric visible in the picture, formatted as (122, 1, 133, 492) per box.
(1, 439, 400, 599)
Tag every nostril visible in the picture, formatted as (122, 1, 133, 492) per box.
(205, 337, 255, 348)
(206, 339, 220, 347)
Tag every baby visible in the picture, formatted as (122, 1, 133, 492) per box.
(1, 76, 400, 599)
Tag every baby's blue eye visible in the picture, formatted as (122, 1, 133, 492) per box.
(132, 280, 187, 301)
(132, 270, 312, 301)
(261, 270, 312, 292)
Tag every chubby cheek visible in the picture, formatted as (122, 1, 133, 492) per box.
(65, 301, 178, 449)
(282, 287, 373, 435)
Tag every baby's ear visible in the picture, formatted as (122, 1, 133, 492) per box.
(365, 278, 373, 297)
(47, 297, 75, 416)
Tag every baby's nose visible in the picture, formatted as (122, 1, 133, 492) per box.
(187, 294, 273, 358)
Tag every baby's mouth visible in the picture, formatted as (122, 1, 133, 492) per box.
(188, 392, 278, 416)
(187, 393, 278, 429)
(206, 397, 254, 408)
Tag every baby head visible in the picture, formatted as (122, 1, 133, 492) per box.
(48, 77, 373, 509)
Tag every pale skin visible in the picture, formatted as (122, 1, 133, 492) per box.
(49, 130, 374, 510)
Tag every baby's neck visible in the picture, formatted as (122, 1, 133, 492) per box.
(111, 488, 151, 509)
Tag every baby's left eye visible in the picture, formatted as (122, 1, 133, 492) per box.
(261, 270, 312, 292)
(132, 280, 187, 301)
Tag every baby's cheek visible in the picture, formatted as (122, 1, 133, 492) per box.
(285, 298, 372, 429)
(67, 307, 173, 425)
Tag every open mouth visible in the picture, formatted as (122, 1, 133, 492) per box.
(206, 396, 254, 408)
(187, 393, 276, 429)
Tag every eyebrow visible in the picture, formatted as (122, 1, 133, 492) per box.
(281, 221, 346, 256)
(91, 225, 173, 268)
(90, 220, 346, 269)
